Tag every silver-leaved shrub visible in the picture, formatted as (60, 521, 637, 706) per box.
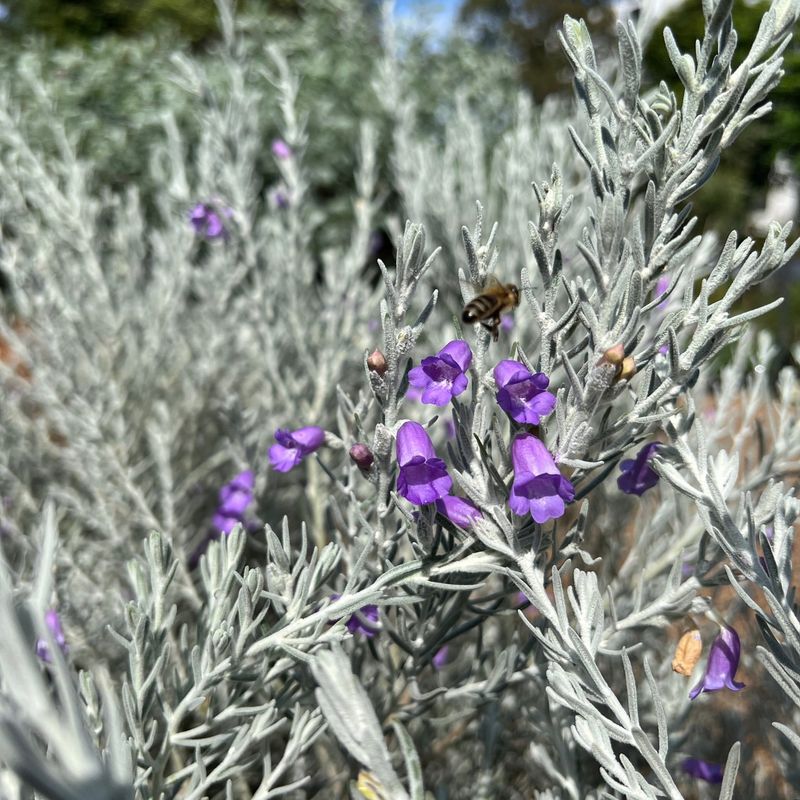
(1, 0, 799, 798)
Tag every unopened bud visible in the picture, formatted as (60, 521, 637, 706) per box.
(617, 356, 636, 382)
(367, 349, 387, 376)
(600, 343, 625, 367)
(349, 443, 374, 471)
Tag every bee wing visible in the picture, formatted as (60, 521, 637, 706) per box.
(482, 273, 503, 291)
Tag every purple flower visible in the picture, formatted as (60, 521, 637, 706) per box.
(435, 495, 481, 528)
(212, 470, 255, 534)
(189, 202, 232, 240)
(689, 626, 745, 699)
(269, 426, 326, 472)
(500, 315, 514, 332)
(408, 340, 472, 406)
(396, 421, 452, 506)
(509, 435, 575, 524)
(681, 758, 723, 784)
(271, 138, 292, 159)
(35, 609, 68, 662)
(433, 645, 449, 669)
(330, 594, 379, 638)
(494, 360, 556, 424)
(618, 443, 661, 496)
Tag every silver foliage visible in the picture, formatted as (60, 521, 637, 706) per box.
(1, 0, 799, 797)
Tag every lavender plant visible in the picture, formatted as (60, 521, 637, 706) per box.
(1, 0, 800, 798)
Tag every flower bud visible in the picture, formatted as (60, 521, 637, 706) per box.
(349, 443, 374, 471)
(599, 343, 625, 367)
(616, 356, 636, 383)
(367, 349, 387, 376)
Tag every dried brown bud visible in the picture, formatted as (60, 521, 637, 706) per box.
(616, 355, 636, 383)
(672, 629, 703, 677)
(349, 443, 374, 471)
(600, 343, 625, 367)
(366, 349, 387, 376)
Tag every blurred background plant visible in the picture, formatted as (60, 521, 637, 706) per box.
(0, 0, 799, 798)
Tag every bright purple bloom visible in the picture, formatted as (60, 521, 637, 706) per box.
(435, 495, 481, 527)
(408, 340, 472, 406)
(330, 594, 379, 638)
(509, 435, 575, 523)
(433, 645, 449, 669)
(35, 609, 68, 662)
(681, 758, 723, 784)
(618, 443, 661, 496)
(494, 360, 556, 424)
(271, 138, 292, 159)
(396, 421, 452, 505)
(689, 626, 745, 699)
(500, 315, 515, 332)
(212, 470, 255, 534)
(269, 426, 326, 472)
(189, 202, 231, 240)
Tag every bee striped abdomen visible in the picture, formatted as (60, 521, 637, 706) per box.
(462, 295, 501, 323)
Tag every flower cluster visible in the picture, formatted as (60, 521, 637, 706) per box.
(399, 344, 574, 525)
(212, 470, 255, 535)
(189, 201, 233, 240)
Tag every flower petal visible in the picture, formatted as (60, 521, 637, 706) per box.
(421, 383, 457, 406)
(291, 426, 326, 453)
(397, 460, 452, 505)
(396, 421, 436, 465)
(511, 434, 558, 477)
(269, 443, 302, 472)
(435, 495, 481, 527)
(493, 359, 529, 388)
(438, 339, 472, 372)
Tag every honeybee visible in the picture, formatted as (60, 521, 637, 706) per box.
(461, 275, 520, 340)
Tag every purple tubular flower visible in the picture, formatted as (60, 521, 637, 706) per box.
(189, 202, 230, 240)
(689, 626, 745, 700)
(435, 495, 481, 528)
(509, 435, 575, 524)
(269, 426, 326, 472)
(433, 645, 449, 669)
(494, 360, 556, 424)
(218, 470, 254, 516)
(271, 138, 292, 159)
(396, 421, 452, 506)
(35, 609, 68, 662)
(212, 469, 255, 535)
(681, 758, 723, 784)
(330, 594, 379, 638)
(408, 340, 472, 406)
(618, 443, 661, 496)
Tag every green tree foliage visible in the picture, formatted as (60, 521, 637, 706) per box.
(2, 0, 224, 44)
(643, 0, 800, 234)
(459, 0, 618, 99)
